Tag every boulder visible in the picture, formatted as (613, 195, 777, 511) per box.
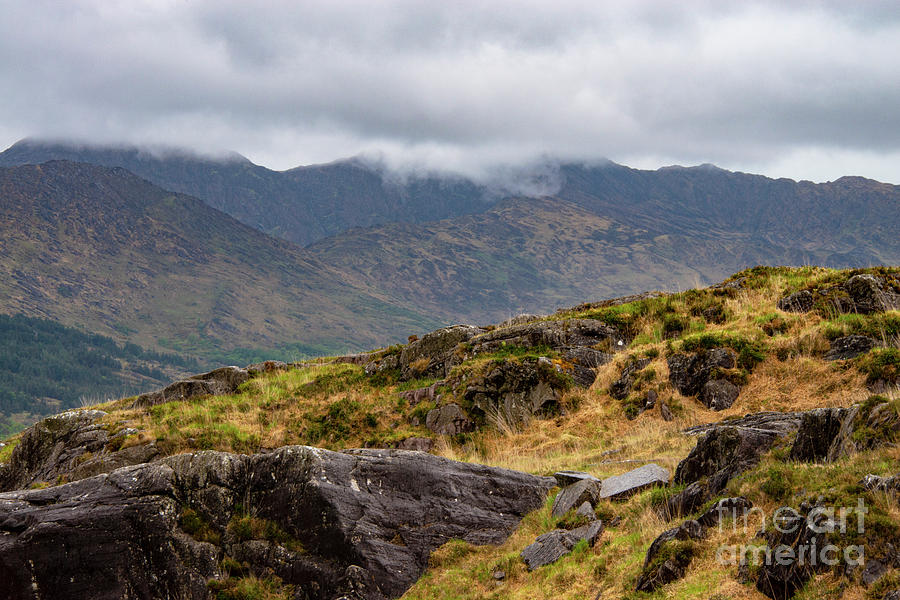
(395, 437, 434, 452)
(246, 360, 290, 375)
(777, 290, 815, 313)
(860, 472, 900, 494)
(398, 381, 443, 406)
(696, 497, 753, 527)
(0, 410, 159, 493)
(0, 446, 555, 600)
(552, 478, 602, 517)
(755, 507, 832, 600)
(520, 521, 604, 570)
(659, 399, 675, 422)
(668, 348, 736, 398)
(424, 404, 475, 436)
(661, 481, 709, 521)
(132, 366, 251, 408)
(636, 520, 704, 592)
(699, 379, 740, 411)
(471, 319, 623, 355)
(599, 463, 669, 501)
(824, 335, 879, 361)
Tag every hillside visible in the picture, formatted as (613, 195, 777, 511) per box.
(1, 265, 898, 599)
(0, 161, 441, 360)
(0, 314, 199, 436)
(0, 139, 490, 247)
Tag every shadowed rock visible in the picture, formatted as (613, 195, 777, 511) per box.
(424, 403, 475, 435)
(552, 478, 602, 517)
(824, 335, 879, 361)
(0, 446, 555, 600)
(636, 520, 704, 592)
(520, 521, 604, 570)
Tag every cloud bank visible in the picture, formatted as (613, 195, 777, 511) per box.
(2, 1, 900, 182)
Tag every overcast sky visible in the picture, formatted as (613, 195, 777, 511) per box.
(2, 0, 900, 183)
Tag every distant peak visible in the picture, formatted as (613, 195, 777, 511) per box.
(3, 137, 252, 166)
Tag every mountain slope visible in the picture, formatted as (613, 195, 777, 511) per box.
(0, 161, 440, 359)
(0, 139, 490, 246)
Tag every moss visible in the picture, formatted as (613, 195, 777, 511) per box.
(227, 513, 304, 553)
(207, 575, 294, 600)
(180, 507, 222, 545)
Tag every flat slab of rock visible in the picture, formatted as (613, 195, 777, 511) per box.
(425, 403, 475, 435)
(520, 520, 604, 570)
(131, 366, 250, 408)
(599, 463, 669, 501)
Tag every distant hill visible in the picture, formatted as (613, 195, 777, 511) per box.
(0, 161, 441, 360)
(0, 139, 490, 246)
(0, 313, 199, 435)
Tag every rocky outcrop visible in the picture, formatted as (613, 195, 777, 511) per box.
(860, 472, 900, 494)
(668, 348, 741, 410)
(788, 398, 899, 463)
(0, 446, 555, 600)
(458, 357, 569, 428)
(675, 412, 803, 492)
(0, 410, 158, 492)
(553, 470, 600, 487)
(599, 463, 669, 501)
(777, 273, 900, 315)
(131, 366, 251, 408)
(520, 521, 604, 570)
(398, 381, 443, 406)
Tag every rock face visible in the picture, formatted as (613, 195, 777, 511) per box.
(0, 446, 555, 600)
(459, 357, 569, 428)
(396, 325, 484, 379)
(132, 366, 251, 408)
(0, 410, 158, 492)
(599, 463, 669, 501)
(788, 399, 899, 463)
(675, 412, 803, 492)
(424, 403, 475, 435)
(668, 348, 740, 410)
(788, 407, 848, 462)
(777, 273, 900, 315)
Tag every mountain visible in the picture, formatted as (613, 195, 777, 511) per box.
(0, 161, 441, 361)
(0, 139, 490, 246)
(305, 166, 900, 323)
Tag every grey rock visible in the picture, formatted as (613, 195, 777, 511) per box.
(0, 446, 555, 600)
(399, 325, 484, 379)
(0, 410, 159, 493)
(676, 415, 801, 492)
(861, 558, 888, 587)
(245, 360, 289, 375)
(553, 470, 601, 487)
(860, 472, 900, 493)
(789, 407, 848, 462)
(425, 404, 475, 436)
(636, 520, 704, 592)
(459, 358, 567, 429)
(520, 521, 604, 570)
(699, 378, 740, 411)
(552, 478, 602, 517)
(668, 348, 736, 398)
(824, 335, 879, 361)
(661, 481, 709, 521)
(599, 463, 669, 501)
(575, 501, 596, 521)
(696, 497, 753, 527)
(498, 314, 543, 327)
(644, 389, 658, 410)
(659, 399, 675, 422)
(395, 437, 434, 452)
(398, 381, 443, 406)
(777, 289, 815, 313)
(132, 366, 250, 408)
(609, 358, 650, 400)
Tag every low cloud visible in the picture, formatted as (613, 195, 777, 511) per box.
(2, 1, 899, 182)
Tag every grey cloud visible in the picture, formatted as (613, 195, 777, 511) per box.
(1, 1, 899, 183)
